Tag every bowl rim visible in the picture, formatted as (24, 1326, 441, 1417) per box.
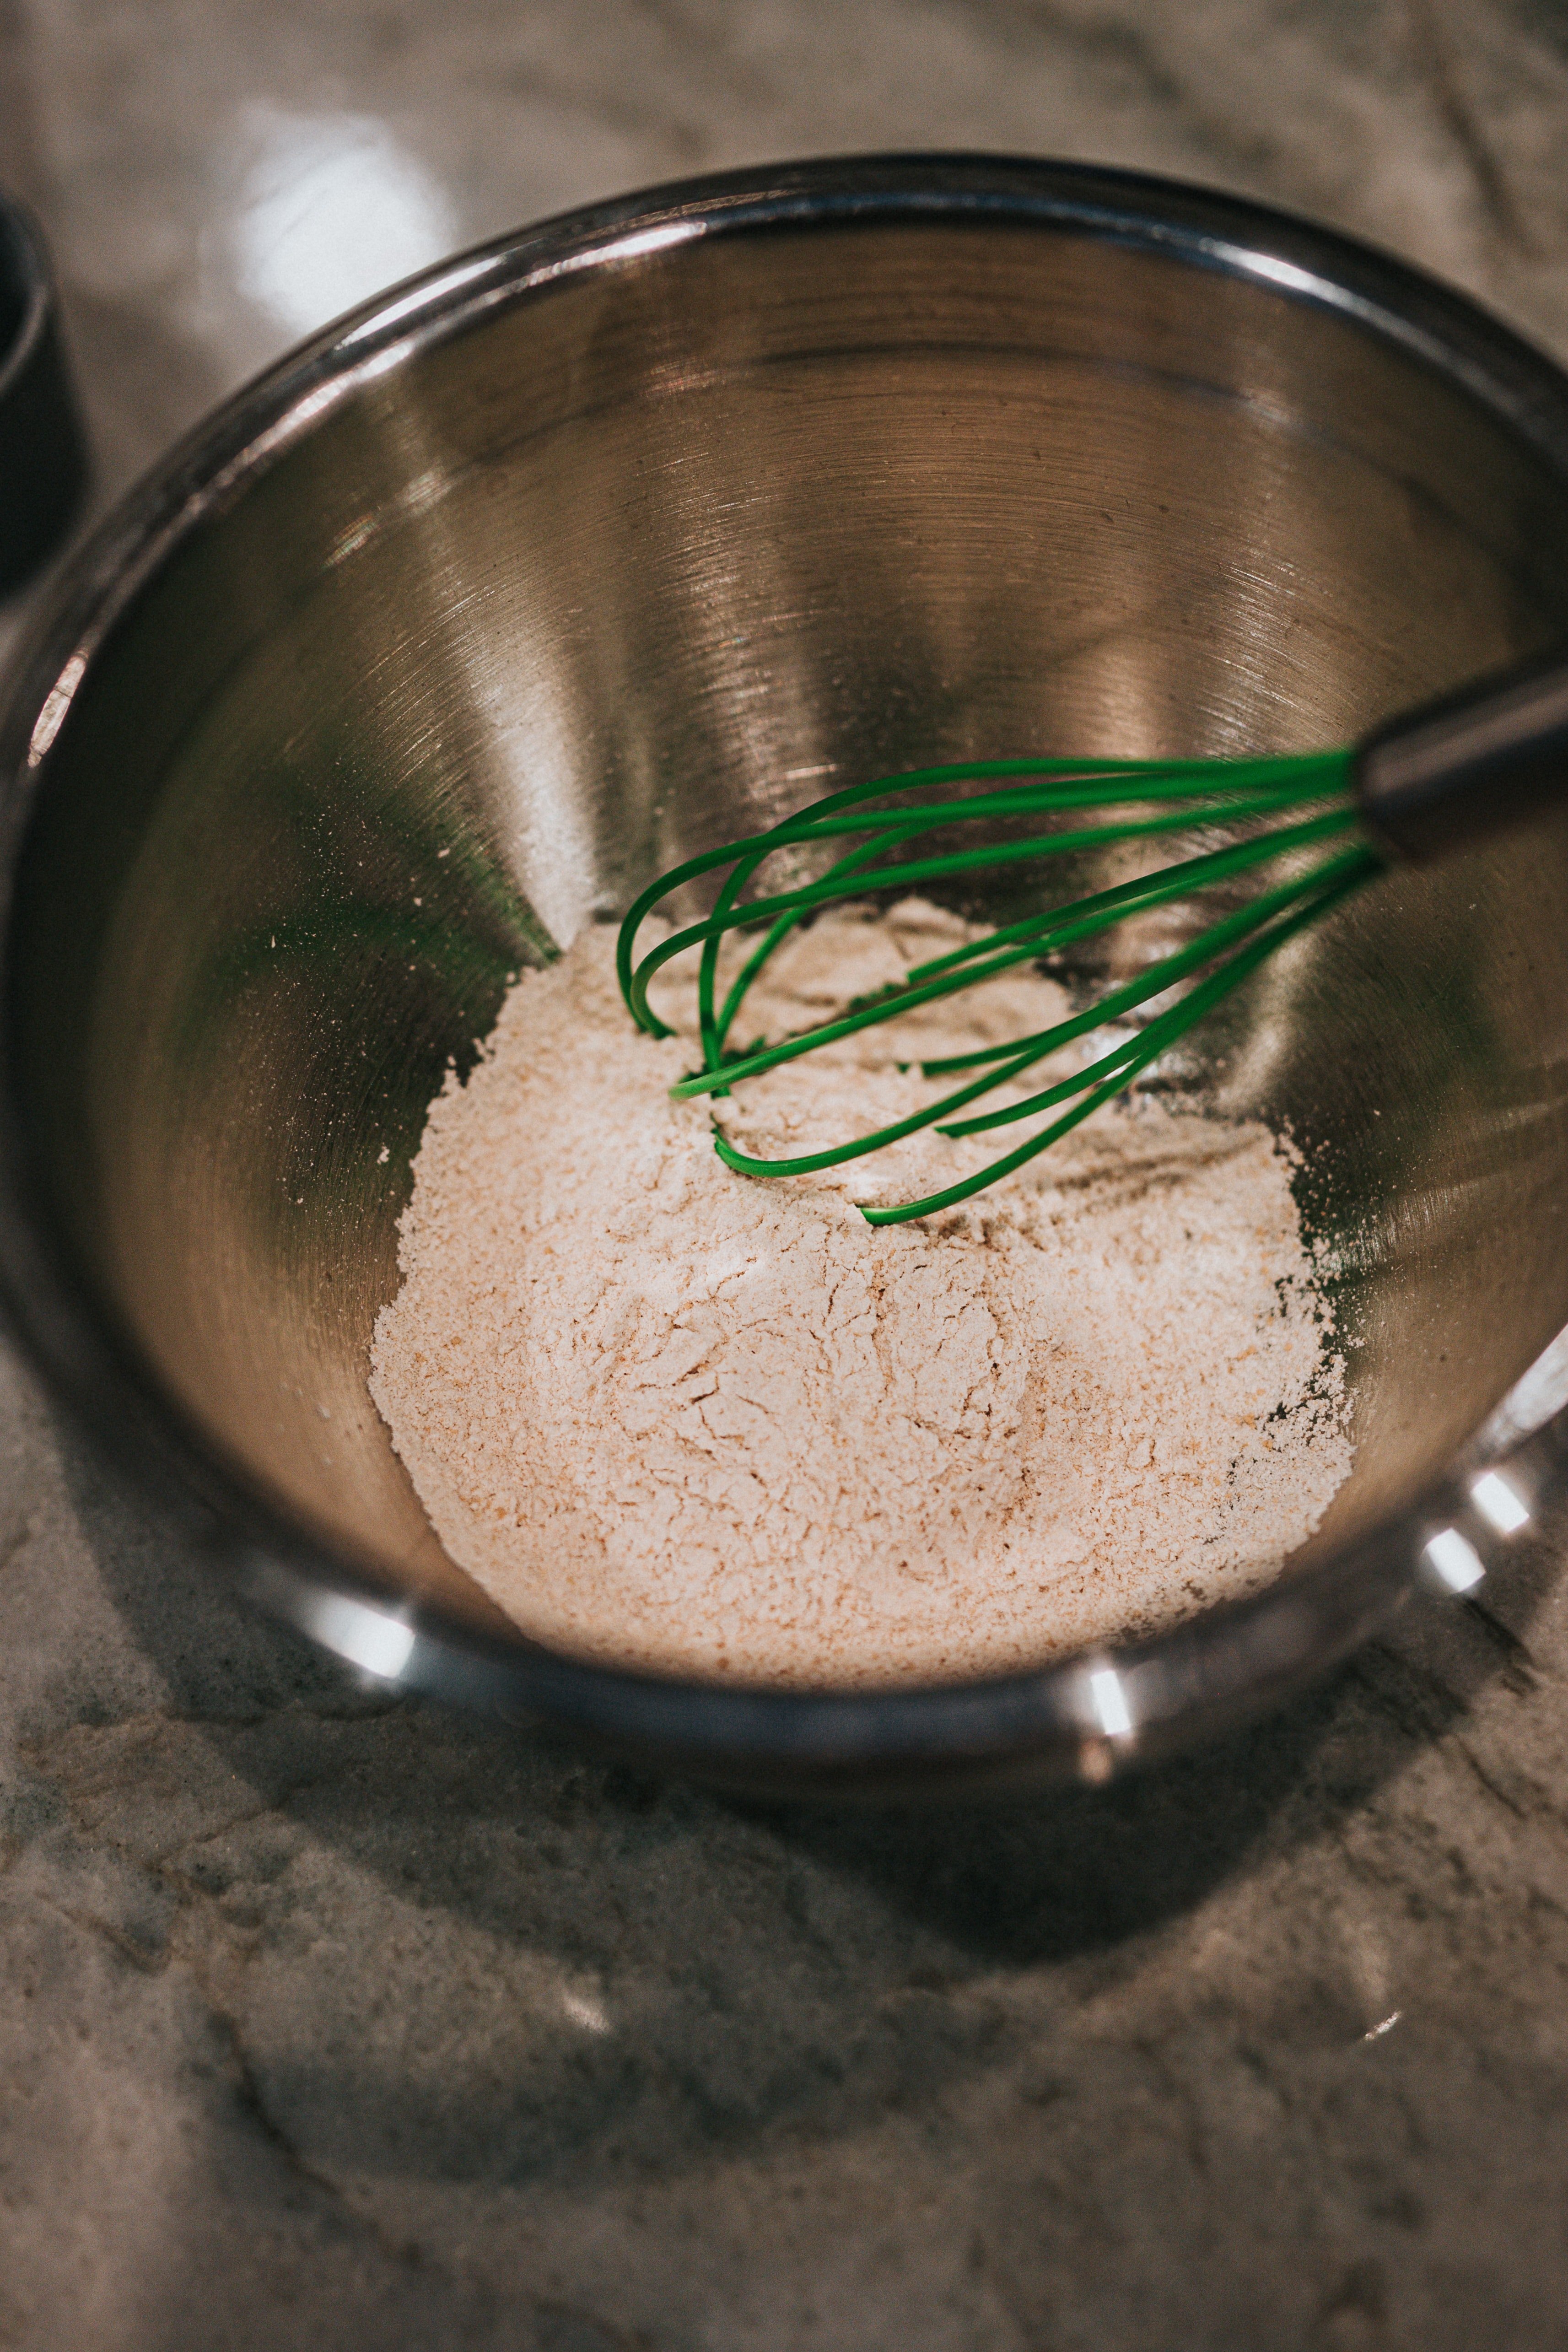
(3, 150, 1567, 1792)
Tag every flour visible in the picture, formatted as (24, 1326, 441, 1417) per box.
(369, 904, 1352, 1688)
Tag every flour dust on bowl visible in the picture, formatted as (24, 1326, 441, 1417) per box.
(3, 157, 1568, 1795)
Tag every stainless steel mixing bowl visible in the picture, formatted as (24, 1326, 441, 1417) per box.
(3, 156, 1568, 1795)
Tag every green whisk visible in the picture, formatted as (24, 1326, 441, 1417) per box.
(617, 651, 1568, 1226)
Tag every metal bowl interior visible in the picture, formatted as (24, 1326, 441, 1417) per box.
(4, 159, 1568, 1791)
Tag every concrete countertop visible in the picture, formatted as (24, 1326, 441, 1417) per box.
(3, 5, 1568, 2346)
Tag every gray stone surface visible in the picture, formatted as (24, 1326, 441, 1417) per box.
(3, 4, 1568, 2345)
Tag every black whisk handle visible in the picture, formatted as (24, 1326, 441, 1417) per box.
(1354, 647, 1568, 863)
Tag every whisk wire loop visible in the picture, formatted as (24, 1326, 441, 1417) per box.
(624, 782, 1349, 1040)
(858, 856, 1372, 1225)
(615, 747, 1376, 1222)
(668, 807, 1361, 1098)
(614, 750, 1351, 1029)
(701, 845, 1374, 1196)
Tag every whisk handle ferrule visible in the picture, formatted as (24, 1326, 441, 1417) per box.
(1354, 648, 1568, 862)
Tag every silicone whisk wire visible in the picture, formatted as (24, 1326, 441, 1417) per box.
(617, 750, 1381, 1224)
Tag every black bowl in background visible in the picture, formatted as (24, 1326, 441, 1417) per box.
(0, 190, 85, 595)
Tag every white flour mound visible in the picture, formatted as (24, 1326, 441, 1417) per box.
(370, 904, 1352, 1688)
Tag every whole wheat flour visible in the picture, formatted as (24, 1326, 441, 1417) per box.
(370, 904, 1352, 1688)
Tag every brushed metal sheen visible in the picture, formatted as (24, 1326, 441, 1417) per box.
(3, 156, 1568, 1793)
